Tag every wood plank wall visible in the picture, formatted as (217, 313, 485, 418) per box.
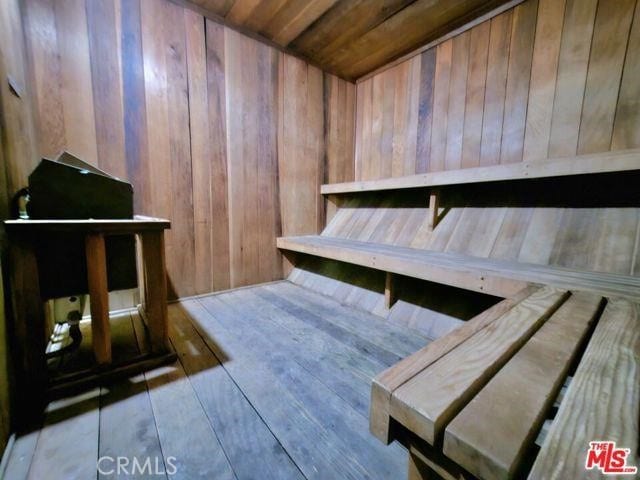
(355, 0, 640, 176)
(0, 0, 41, 455)
(340, 0, 640, 276)
(21, 0, 355, 299)
(291, 0, 640, 333)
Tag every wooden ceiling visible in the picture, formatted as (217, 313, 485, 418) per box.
(185, 0, 517, 81)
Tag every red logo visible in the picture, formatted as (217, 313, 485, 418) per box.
(585, 441, 638, 475)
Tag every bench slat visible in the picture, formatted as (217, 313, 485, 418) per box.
(390, 287, 569, 444)
(370, 286, 539, 443)
(443, 292, 604, 479)
(528, 298, 640, 480)
(277, 236, 640, 301)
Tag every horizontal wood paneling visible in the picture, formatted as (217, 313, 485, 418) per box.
(22, 0, 355, 299)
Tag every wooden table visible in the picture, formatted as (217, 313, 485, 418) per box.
(4, 216, 176, 408)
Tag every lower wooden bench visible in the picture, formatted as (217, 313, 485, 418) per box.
(371, 286, 640, 479)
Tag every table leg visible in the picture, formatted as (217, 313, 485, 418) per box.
(85, 233, 111, 365)
(8, 238, 47, 424)
(140, 231, 168, 352)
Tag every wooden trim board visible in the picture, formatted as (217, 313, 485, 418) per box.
(321, 149, 640, 194)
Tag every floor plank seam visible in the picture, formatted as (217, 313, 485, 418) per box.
(212, 291, 374, 420)
(166, 334, 240, 480)
(186, 299, 308, 480)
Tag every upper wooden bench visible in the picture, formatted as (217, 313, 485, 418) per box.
(321, 148, 640, 195)
(371, 286, 639, 479)
(277, 236, 640, 302)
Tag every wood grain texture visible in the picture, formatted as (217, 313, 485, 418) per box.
(443, 292, 603, 479)
(86, 0, 127, 179)
(547, 0, 598, 158)
(188, 0, 517, 80)
(0, 0, 41, 448)
(529, 298, 640, 479)
(23, 0, 351, 300)
(391, 287, 568, 444)
(461, 21, 489, 168)
(327, 0, 640, 301)
(278, 55, 324, 237)
(577, 0, 635, 154)
(225, 29, 281, 287)
(54, 0, 98, 166)
(186, 9, 213, 294)
(205, 19, 232, 292)
(480, 11, 512, 166)
(22, 0, 66, 159)
(522, 0, 565, 161)
(353, 0, 640, 169)
(370, 286, 537, 443)
(612, 1, 640, 150)
(85, 234, 111, 364)
(499, 0, 537, 164)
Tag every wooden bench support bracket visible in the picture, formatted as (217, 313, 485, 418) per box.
(385, 272, 395, 309)
(428, 190, 439, 231)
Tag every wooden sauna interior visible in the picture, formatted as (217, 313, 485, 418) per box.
(0, 0, 639, 478)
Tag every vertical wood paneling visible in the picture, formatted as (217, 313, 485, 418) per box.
(256, 44, 281, 282)
(479, 11, 512, 166)
(121, 0, 150, 213)
(547, 0, 598, 157)
(415, 49, 436, 173)
(54, 0, 98, 166)
(24, 0, 350, 298)
(205, 20, 231, 291)
(226, 30, 281, 287)
(354, 0, 640, 170)
(444, 31, 470, 171)
(577, 0, 635, 154)
(11, 0, 362, 450)
(141, 0, 173, 266)
(612, 2, 640, 150)
(341, 0, 640, 283)
(186, 11, 213, 294)
(23, 0, 66, 158)
(522, 0, 565, 161)
(461, 22, 489, 168)
(325, 73, 355, 184)
(86, 0, 127, 179)
(0, 0, 41, 453)
(391, 62, 410, 177)
(379, 69, 395, 179)
(279, 56, 324, 237)
(430, 40, 453, 171)
(499, 0, 537, 164)
(164, 0, 196, 297)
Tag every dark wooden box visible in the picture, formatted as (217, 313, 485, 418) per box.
(28, 153, 137, 299)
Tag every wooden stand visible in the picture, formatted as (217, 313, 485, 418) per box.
(4, 216, 175, 408)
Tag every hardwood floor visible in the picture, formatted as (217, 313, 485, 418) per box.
(2, 281, 430, 479)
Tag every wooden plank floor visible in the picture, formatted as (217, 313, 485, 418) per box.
(2, 281, 429, 479)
